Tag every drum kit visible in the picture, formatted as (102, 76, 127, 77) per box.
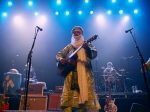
(94, 66, 132, 92)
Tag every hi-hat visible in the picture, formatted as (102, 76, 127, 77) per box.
(101, 66, 105, 69)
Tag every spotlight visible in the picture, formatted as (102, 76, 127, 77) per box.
(129, 0, 133, 2)
(34, 12, 38, 16)
(112, 0, 116, 3)
(134, 9, 138, 14)
(119, 10, 123, 14)
(28, 1, 33, 6)
(78, 11, 82, 14)
(107, 10, 111, 14)
(65, 11, 69, 15)
(85, 0, 88, 3)
(90, 11, 93, 14)
(3, 12, 7, 17)
(55, 11, 59, 15)
(8, 2, 12, 6)
(57, 0, 61, 5)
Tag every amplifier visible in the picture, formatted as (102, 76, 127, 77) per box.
(47, 94, 61, 110)
(28, 83, 44, 96)
(19, 95, 47, 110)
(55, 86, 63, 93)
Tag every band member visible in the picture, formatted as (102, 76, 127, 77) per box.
(21, 63, 37, 87)
(56, 26, 101, 112)
(103, 62, 122, 92)
(142, 58, 150, 72)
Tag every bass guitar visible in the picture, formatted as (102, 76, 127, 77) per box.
(57, 35, 98, 77)
(104, 77, 117, 112)
(1, 75, 10, 111)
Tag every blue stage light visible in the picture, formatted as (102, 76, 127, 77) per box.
(55, 12, 59, 15)
(134, 9, 138, 14)
(28, 1, 33, 6)
(107, 10, 111, 14)
(112, 0, 116, 3)
(65, 11, 69, 15)
(3, 12, 7, 17)
(119, 10, 123, 14)
(8, 2, 12, 6)
(78, 11, 82, 14)
(57, 0, 61, 5)
(85, 0, 88, 3)
(90, 11, 93, 14)
(129, 0, 133, 2)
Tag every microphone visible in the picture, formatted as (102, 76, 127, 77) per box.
(36, 26, 43, 31)
(125, 28, 133, 33)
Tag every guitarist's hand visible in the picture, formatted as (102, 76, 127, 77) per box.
(82, 41, 88, 49)
(60, 58, 67, 64)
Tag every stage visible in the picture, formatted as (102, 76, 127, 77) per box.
(3, 92, 150, 112)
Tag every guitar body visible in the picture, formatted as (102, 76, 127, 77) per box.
(104, 77, 117, 112)
(104, 98, 117, 112)
(57, 55, 78, 77)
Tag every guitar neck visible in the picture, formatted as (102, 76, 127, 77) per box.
(108, 82, 111, 99)
(68, 45, 82, 59)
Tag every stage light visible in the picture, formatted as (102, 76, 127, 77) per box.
(55, 11, 59, 15)
(28, 1, 33, 6)
(13, 16, 24, 26)
(78, 11, 82, 15)
(2, 12, 7, 17)
(65, 11, 69, 15)
(90, 11, 93, 14)
(123, 16, 129, 21)
(112, 0, 116, 3)
(8, 2, 12, 6)
(128, 0, 133, 2)
(107, 10, 111, 14)
(36, 15, 47, 25)
(34, 12, 38, 16)
(134, 9, 138, 14)
(85, 0, 88, 3)
(119, 10, 123, 14)
(57, 0, 61, 5)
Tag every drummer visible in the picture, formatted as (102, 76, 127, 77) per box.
(103, 62, 121, 92)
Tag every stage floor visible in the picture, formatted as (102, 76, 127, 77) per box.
(2, 92, 150, 112)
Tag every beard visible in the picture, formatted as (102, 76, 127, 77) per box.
(71, 34, 84, 48)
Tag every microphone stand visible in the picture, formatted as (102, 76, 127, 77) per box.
(24, 27, 41, 110)
(128, 30, 150, 102)
(10, 91, 30, 110)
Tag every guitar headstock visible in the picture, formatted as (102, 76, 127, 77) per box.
(87, 35, 98, 43)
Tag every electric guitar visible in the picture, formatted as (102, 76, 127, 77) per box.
(57, 35, 98, 77)
(104, 77, 117, 112)
(1, 75, 10, 111)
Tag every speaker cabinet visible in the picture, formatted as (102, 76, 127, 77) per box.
(19, 95, 47, 110)
(48, 94, 61, 110)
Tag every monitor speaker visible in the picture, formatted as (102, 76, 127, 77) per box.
(130, 103, 150, 112)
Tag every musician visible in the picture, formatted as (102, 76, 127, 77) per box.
(142, 58, 150, 72)
(103, 62, 121, 92)
(21, 63, 37, 87)
(56, 26, 101, 112)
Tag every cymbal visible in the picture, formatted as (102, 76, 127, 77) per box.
(100, 75, 108, 76)
(119, 69, 125, 72)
